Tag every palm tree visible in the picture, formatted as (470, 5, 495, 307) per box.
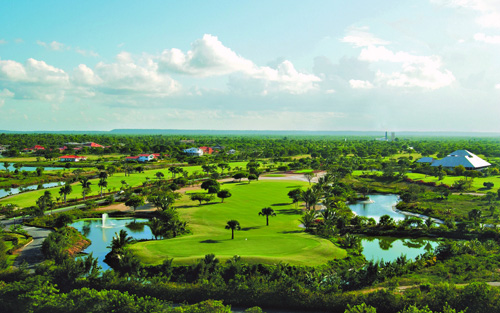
(108, 229, 133, 252)
(80, 177, 91, 200)
(3, 162, 10, 173)
(225, 220, 241, 240)
(98, 177, 108, 198)
(301, 189, 319, 210)
(148, 217, 164, 240)
(59, 184, 73, 204)
(300, 210, 318, 232)
(258, 207, 276, 226)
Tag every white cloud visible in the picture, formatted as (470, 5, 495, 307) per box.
(159, 34, 255, 76)
(0, 58, 68, 84)
(0, 88, 14, 107)
(73, 52, 180, 97)
(432, 0, 500, 28)
(474, 32, 500, 44)
(37, 40, 68, 51)
(160, 34, 320, 94)
(358, 45, 455, 89)
(0, 39, 6, 45)
(341, 26, 390, 47)
(495, 83, 500, 89)
(349, 79, 374, 89)
(75, 47, 99, 57)
(72, 64, 103, 85)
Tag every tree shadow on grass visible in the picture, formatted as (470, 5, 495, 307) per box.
(280, 230, 303, 234)
(271, 203, 290, 207)
(241, 226, 262, 231)
(286, 185, 305, 189)
(200, 239, 221, 244)
(175, 205, 197, 209)
(277, 208, 302, 215)
(222, 181, 238, 185)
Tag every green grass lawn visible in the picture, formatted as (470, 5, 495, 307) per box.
(406, 173, 500, 192)
(294, 169, 314, 173)
(0, 161, 250, 207)
(130, 180, 345, 266)
(262, 174, 286, 177)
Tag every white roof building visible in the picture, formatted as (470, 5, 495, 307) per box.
(431, 150, 491, 170)
(183, 148, 203, 156)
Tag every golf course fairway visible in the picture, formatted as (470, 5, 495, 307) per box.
(130, 180, 346, 266)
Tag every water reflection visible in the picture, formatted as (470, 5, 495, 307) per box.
(70, 218, 152, 270)
(361, 236, 439, 262)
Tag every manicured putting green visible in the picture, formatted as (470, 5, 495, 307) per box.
(130, 180, 346, 266)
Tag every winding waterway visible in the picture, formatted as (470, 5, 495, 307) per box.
(0, 181, 65, 199)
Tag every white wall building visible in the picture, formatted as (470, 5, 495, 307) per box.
(183, 148, 204, 156)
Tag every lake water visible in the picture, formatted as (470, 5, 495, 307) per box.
(348, 194, 405, 222)
(0, 181, 65, 199)
(70, 218, 152, 270)
(0, 164, 61, 171)
(361, 236, 440, 262)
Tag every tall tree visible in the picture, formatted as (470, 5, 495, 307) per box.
(80, 177, 92, 201)
(225, 220, 241, 240)
(2, 162, 10, 173)
(304, 172, 316, 185)
(258, 207, 276, 226)
(59, 184, 73, 204)
(125, 195, 145, 213)
(98, 177, 108, 198)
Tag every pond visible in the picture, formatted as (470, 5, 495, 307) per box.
(348, 194, 442, 223)
(70, 216, 152, 270)
(361, 236, 440, 262)
(0, 164, 61, 172)
(348, 194, 405, 222)
(0, 181, 66, 199)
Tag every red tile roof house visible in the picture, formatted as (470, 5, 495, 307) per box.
(199, 146, 214, 155)
(59, 155, 87, 162)
(23, 145, 45, 152)
(83, 142, 105, 148)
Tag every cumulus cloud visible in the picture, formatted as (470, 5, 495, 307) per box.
(0, 58, 69, 102)
(73, 52, 180, 97)
(341, 26, 390, 47)
(432, 0, 500, 28)
(349, 79, 374, 89)
(358, 45, 455, 89)
(474, 32, 500, 44)
(159, 34, 254, 76)
(0, 58, 69, 84)
(72, 64, 103, 85)
(159, 34, 320, 94)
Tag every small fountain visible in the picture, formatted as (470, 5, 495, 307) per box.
(102, 213, 108, 228)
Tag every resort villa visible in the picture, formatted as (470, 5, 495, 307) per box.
(417, 150, 491, 171)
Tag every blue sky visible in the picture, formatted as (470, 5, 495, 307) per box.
(1, 0, 499, 131)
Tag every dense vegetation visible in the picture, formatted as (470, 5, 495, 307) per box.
(2, 133, 500, 312)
